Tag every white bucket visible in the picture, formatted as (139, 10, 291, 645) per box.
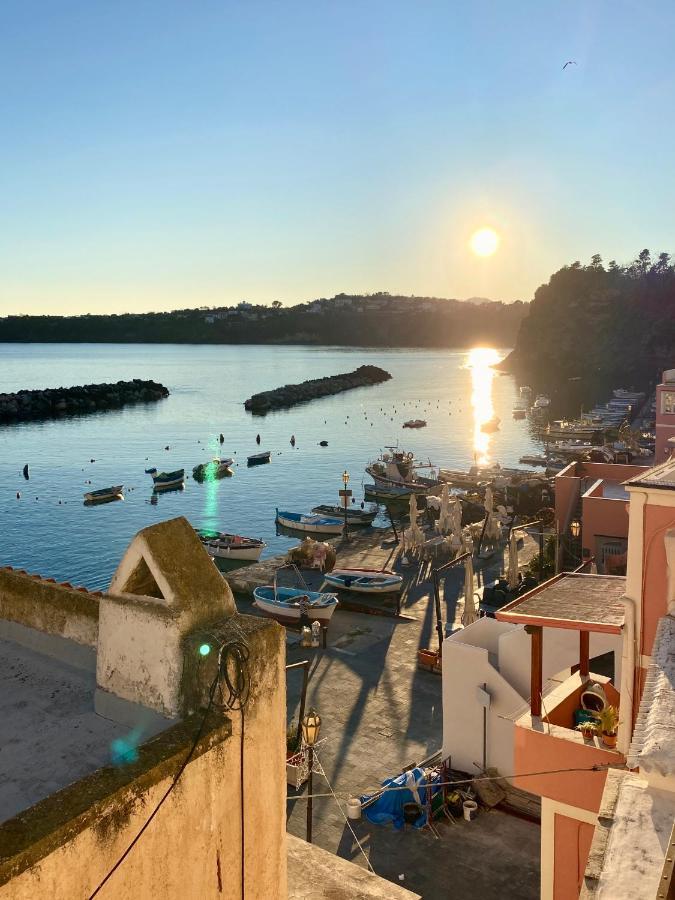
(347, 798, 362, 820)
(463, 800, 478, 822)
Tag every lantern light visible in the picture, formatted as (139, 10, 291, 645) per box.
(301, 708, 322, 747)
(342, 470, 350, 486)
(570, 519, 581, 539)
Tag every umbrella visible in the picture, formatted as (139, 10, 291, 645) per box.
(406, 492, 425, 550)
(462, 556, 477, 627)
(507, 528, 519, 591)
(483, 485, 501, 543)
(436, 483, 453, 535)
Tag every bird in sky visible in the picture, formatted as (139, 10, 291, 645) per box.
(562, 60, 577, 69)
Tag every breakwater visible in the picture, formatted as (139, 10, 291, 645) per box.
(0, 379, 169, 423)
(244, 365, 392, 413)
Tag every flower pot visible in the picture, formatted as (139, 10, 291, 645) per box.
(602, 732, 617, 749)
(463, 800, 478, 821)
(581, 727, 595, 742)
(286, 750, 309, 788)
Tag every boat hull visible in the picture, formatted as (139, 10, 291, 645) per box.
(248, 451, 271, 465)
(83, 485, 124, 503)
(311, 505, 376, 525)
(202, 542, 263, 561)
(276, 511, 344, 535)
(322, 567, 403, 594)
(252, 587, 338, 625)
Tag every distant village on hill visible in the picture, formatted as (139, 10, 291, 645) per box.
(0, 292, 527, 347)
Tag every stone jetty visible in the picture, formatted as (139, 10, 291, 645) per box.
(0, 379, 169, 423)
(244, 364, 391, 413)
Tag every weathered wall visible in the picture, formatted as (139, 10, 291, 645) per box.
(0, 615, 287, 900)
(0, 567, 99, 647)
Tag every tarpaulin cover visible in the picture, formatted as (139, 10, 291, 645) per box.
(361, 767, 441, 830)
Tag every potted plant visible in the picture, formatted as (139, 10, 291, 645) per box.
(575, 720, 598, 742)
(286, 721, 308, 788)
(598, 706, 619, 748)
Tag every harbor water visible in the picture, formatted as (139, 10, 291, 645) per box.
(0, 343, 546, 589)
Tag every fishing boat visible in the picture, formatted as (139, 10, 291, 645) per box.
(311, 505, 377, 525)
(321, 567, 403, 594)
(253, 586, 338, 626)
(364, 482, 425, 501)
(192, 458, 234, 480)
(247, 451, 271, 466)
(533, 394, 551, 408)
(403, 419, 427, 429)
(197, 529, 265, 561)
(519, 385, 533, 398)
(83, 485, 124, 503)
(512, 400, 528, 419)
(480, 415, 500, 433)
(365, 447, 441, 493)
(151, 468, 185, 491)
(276, 510, 344, 535)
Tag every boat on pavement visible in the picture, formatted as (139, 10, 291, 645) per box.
(253, 586, 338, 625)
(197, 529, 265, 561)
(84, 485, 124, 503)
(311, 504, 377, 525)
(247, 450, 271, 466)
(276, 510, 344, 535)
(321, 567, 403, 594)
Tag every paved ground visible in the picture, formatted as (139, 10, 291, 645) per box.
(236, 529, 541, 899)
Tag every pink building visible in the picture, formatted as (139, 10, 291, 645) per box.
(496, 455, 675, 899)
(655, 368, 675, 462)
(554, 461, 649, 573)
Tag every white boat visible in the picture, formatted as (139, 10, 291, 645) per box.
(193, 458, 233, 480)
(275, 510, 344, 535)
(253, 586, 338, 626)
(512, 400, 528, 419)
(311, 505, 377, 525)
(366, 447, 441, 493)
(321, 567, 403, 594)
(403, 419, 427, 429)
(248, 451, 271, 466)
(197, 529, 265, 561)
(533, 394, 550, 408)
(83, 485, 124, 503)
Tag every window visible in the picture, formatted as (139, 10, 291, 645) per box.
(662, 391, 675, 415)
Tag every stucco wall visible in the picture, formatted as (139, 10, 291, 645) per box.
(442, 638, 525, 775)
(641, 505, 675, 658)
(553, 813, 595, 900)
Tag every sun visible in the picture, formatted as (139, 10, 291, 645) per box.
(470, 227, 500, 257)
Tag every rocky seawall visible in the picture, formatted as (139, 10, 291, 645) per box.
(244, 365, 392, 413)
(0, 379, 170, 423)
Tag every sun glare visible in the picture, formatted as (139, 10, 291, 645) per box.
(467, 347, 502, 466)
(470, 227, 499, 257)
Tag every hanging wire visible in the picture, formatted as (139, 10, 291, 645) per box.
(89, 631, 250, 899)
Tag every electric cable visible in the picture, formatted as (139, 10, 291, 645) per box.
(89, 631, 250, 899)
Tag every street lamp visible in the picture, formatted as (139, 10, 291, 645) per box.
(570, 519, 581, 540)
(340, 470, 351, 543)
(302, 708, 321, 843)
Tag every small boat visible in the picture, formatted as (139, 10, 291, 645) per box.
(364, 482, 419, 501)
(512, 400, 528, 419)
(311, 505, 377, 525)
(197, 529, 265, 561)
(403, 419, 427, 429)
(151, 468, 185, 490)
(247, 451, 271, 466)
(192, 458, 234, 480)
(253, 586, 338, 626)
(533, 394, 550, 408)
(366, 447, 441, 492)
(275, 510, 344, 535)
(480, 415, 500, 433)
(84, 485, 124, 503)
(321, 567, 403, 594)
(519, 385, 533, 398)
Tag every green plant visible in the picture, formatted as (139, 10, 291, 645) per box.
(598, 705, 619, 735)
(286, 720, 301, 755)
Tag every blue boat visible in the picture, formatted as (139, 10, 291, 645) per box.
(252, 586, 338, 625)
(151, 468, 185, 491)
(275, 510, 344, 535)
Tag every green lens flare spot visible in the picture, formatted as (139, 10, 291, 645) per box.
(199, 643, 211, 657)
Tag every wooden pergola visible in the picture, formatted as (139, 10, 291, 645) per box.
(496, 573, 626, 716)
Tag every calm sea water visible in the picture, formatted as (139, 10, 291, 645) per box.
(0, 344, 545, 589)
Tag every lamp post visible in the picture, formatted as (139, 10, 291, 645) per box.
(570, 519, 581, 540)
(340, 470, 351, 543)
(302, 708, 321, 843)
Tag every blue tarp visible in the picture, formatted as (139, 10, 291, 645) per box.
(361, 767, 442, 830)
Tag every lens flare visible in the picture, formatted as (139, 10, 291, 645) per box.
(470, 227, 499, 257)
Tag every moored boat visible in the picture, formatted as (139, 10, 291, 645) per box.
(366, 447, 441, 493)
(480, 415, 501, 433)
(247, 451, 271, 466)
(151, 468, 185, 490)
(276, 510, 344, 535)
(311, 505, 377, 525)
(83, 485, 124, 503)
(197, 529, 265, 561)
(253, 586, 338, 625)
(321, 567, 403, 594)
(533, 394, 551, 408)
(192, 458, 233, 480)
(364, 481, 426, 500)
(512, 400, 528, 419)
(403, 419, 427, 429)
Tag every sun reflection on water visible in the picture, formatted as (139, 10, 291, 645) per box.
(467, 347, 502, 466)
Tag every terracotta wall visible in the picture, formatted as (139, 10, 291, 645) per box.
(640, 504, 675, 657)
(553, 814, 595, 899)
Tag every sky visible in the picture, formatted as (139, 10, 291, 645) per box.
(1, 0, 674, 315)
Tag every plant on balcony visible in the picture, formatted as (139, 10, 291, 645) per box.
(576, 721, 598, 741)
(286, 720, 301, 756)
(598, 705, 619, 748)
